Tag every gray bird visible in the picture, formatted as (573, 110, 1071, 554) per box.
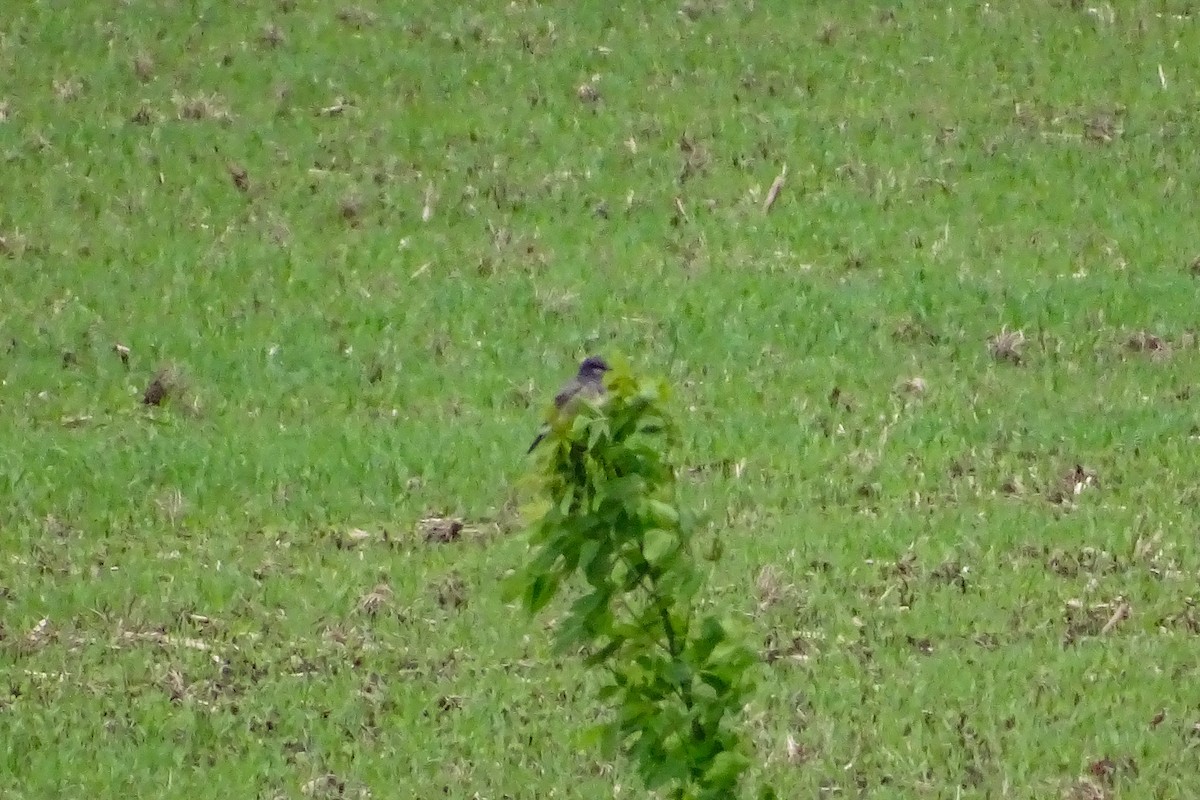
(527, 355, 611, 453)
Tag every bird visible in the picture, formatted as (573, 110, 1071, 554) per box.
(527, 355, 611, 453)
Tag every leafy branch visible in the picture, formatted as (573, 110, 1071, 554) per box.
(506, 359, 773, 800)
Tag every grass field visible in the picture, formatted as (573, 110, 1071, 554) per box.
(3, 1, 1200, 797)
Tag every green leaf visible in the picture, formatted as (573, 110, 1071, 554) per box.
(641, 753, 689, 790)
(646, 498, 680, 527)
(498, 569, 528, 605)
(583, 638, 624, 671)
(577, 538, 601, 574)
(578, 721, 622, 761)
(524, 573, 559, 614)
(595, 683, 622, 702)
(689, 617, 728, 664)
(664, 658, 691, 687)
(642, 528, 674, 565)
(701, 749, 750, 789)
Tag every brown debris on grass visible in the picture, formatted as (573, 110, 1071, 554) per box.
(892, 316, 940, 344)
(53, 77, 83, 103)
(897, 376, 927, 396)
(785, 732, 814, 765)
(1086, 755, 1137, 789)
(1047, 464, 1097, 505)
(436, 694, 464, 714)
(356, 583, 393, 617)
(1156, 599, 1199, 634)
(1063, 776, 1110, 800)
(435, 573, 468, 610)
(117, 627, 216, 654)
(335, 528, 373, 549)
(154, 487, 187, 527)
(987, 326, 1025, 364)
(1000, 474, 1026, 496)
(130, 103, 155, 125)
(577, 81, 600, 103)
(827, 385, 854, 412)
(142, 367, 179, 406)
(533, 287, 578, 317)
(1063, 596, 1128, 644)
(133, 54, 154, 83)
(259, 22, 286, 48)
(338, 193, 363, 225)
(365, 361, 384, 384)
(173, 92, 232, 122)
(227, 162, 250, 193)
(335, 6, 378, 28)
(1124, 330, 1171, 360)
(753, 564, 793, 612)
(0, 228, 28, 257)
(1083, 110, 1120, 144)
(300, 773, 350, 800)
(419, 516, 463, 544)
(677, 132, 710, 185)
(19, 618, 55, 655)
(162, 667, 188, 703)
(930, 559, 969, 591)
(906, 634, 934, 655)
(762, 630, 816, 666)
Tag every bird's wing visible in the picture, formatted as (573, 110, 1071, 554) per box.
(553, 380, 582, 408)
(555, 376, 607, 408)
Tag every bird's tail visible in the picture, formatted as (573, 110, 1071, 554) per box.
(527, 428, 548, 454)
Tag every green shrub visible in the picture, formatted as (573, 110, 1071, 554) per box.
(507, 358, 773, 800)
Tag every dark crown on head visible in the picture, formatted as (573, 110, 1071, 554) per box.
(579, 355, 610, 374)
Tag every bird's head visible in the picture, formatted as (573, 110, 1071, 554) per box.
(578, 355, 611, 380)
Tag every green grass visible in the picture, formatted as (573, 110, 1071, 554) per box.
(3, 0, 1200, 797)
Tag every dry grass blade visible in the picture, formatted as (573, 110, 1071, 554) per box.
(763, 164, 787, 213)
(421, 183, 435, 222)
(1099, 601, 1130, 635)
(317, 97, 353, 116)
